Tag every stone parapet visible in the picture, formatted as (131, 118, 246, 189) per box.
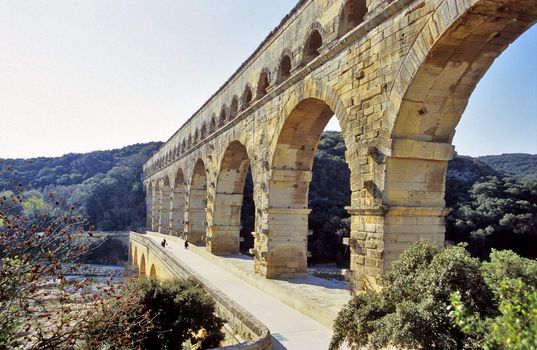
(130, 233, 272, 350)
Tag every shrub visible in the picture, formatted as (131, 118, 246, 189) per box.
(450, 250, 537, 349)
(330, 242, 537, 350)
(84, 278, 224, 350)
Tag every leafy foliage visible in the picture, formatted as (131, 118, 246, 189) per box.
(330, 242, 537, 350)
(0, 142, 161, 231)
(84, 278, 224, 350)
(450, 250, 537, 349)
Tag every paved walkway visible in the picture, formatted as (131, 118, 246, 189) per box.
(145, 232, 348, 350)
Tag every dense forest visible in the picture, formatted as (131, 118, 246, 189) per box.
(1, 133, 536, 265)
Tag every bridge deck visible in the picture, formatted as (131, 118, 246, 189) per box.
(144, 232, 350, 350)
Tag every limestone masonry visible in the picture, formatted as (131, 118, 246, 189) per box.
(141, 0, 536, 291)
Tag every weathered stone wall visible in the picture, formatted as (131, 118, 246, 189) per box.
(130, 233, 272, 350)
(142, 0, 537, 290)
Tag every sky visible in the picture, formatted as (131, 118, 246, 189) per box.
(0, 1, 535, 159)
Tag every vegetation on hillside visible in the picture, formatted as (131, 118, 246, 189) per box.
(0, 142, 162, 231)
(477, 153, 537, 179)
(330, 241, 537, 350)
(84, 278, 224, 350)
(446, 175, 537, 259)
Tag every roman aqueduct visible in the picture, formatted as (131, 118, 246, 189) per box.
(142, 0, 536, 290)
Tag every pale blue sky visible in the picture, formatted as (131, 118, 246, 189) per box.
(0, 1, 535, 159)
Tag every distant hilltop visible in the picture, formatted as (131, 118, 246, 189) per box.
(448, 153, 537, 185)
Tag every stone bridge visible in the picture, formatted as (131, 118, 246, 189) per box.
(142, 0, 536, 290)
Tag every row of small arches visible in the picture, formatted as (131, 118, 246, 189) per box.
(147, 0, 368, 174)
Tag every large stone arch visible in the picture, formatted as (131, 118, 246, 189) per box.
(208, 141, 253, 255)
(270, 79, 355, 160)
(187, 159, 208, 245)
(256, 81, 355, 278)
(269, 80, 357, 199)
(146, 181, 153, 229)
(159, 176, 172, 234)
(152, 180, 160, 232)
(171, 167, 186, 236)
(364, 0, 537, 289)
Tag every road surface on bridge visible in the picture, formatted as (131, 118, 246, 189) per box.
(145, 233, 339, 350)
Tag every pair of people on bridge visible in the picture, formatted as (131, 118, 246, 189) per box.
(160, 237, 189, 249)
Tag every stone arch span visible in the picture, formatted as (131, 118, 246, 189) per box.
(146, 182, 153, 230)
(257, 94, 353, 278)
(209, 141, 253, 255)
(372, 0, 537, 288)
(171, 168, 186, 236)
(152, 180, 160, 232)
(159, 176, 172, 234)
(139, 254, 146, 277)
(270, 80, 354, 155)
(187, 159, 208, 245)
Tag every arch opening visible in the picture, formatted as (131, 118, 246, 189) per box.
(266, 98, 351, 278)
(256, 71, 270, 99)
(385, 2, 537, 270)
(146, 182, 153, 230)
(149, 264, 157, 279)
(219, 108, 227, 127)
(171, 169, 186, 236)
(151, 181, 160, 231)
(242, 86, 253, 110)
(303, 30, 322, 64)
(210, 115, 217, 133)
(188, 159, 207, 245)
(338, 0, 367, 37)
(139, 254, 146, 277)
(230, 97, 239, 120)
(240, 169, 255, 255)
(200, 123, 207, 140)
(277, 55, 292, 84)
(159, 177, 171, 234)
(210, 141, 255, 256)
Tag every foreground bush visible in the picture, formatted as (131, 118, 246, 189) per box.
(84, 278, 224, 349)
(330, 241, 537, 350)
